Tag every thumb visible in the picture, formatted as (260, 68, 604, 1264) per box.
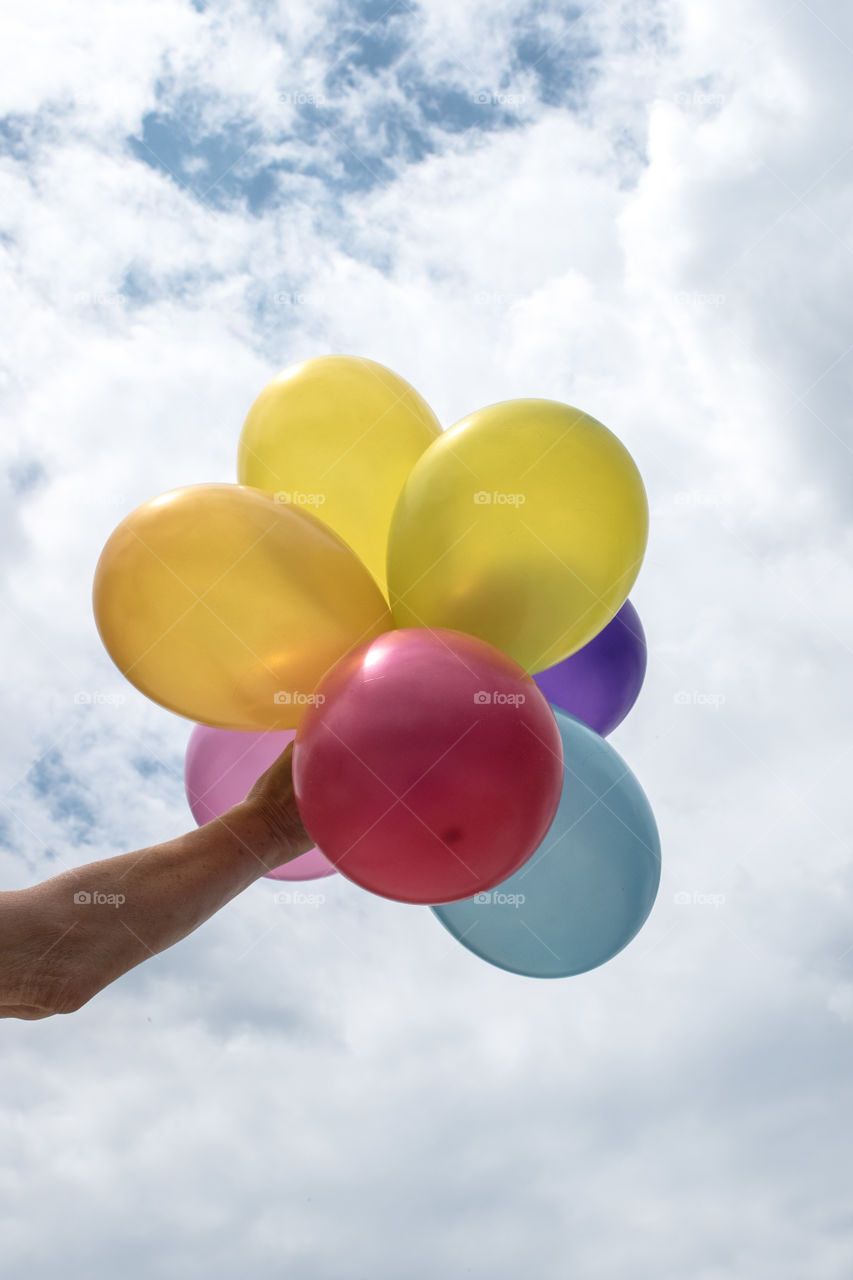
(242, 742, 312, 856)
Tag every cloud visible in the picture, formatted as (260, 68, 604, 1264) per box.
(2, 0, 853, 1276)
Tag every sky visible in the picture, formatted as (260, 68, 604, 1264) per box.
(1, 0, 853, 1275)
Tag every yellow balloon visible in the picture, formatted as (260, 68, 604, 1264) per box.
(237, 355, 441, 596)
(386, 399, 649, 673)
(93, 484, 392, 730)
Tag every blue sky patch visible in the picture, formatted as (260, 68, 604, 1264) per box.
(28, 748, 97, 844)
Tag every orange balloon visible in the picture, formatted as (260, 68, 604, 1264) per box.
(93, 484, 392, 730)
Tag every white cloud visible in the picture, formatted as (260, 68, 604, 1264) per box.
(2, 0, 853, 1275)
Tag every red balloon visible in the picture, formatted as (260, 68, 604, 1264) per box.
(292, 629, 564, 904)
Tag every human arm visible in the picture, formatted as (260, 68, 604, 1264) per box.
(0, 743, 310, 1020)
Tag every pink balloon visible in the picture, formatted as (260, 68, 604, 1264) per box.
(293, 628, 564, 905)
(184, 724, 336, 882)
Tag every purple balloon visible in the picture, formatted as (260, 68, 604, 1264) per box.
(184, 724, 336, 882)
(533, 600, 647, 736)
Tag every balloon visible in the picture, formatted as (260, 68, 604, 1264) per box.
(184, 724, 336, 881)
(237, 355, 441, 595)
(292, 628, 564, 905)
(93, 484, 392, 730)
(386, 399, 648, 672)
(431, 707, 660, 978)
(533, 600, 647, 736)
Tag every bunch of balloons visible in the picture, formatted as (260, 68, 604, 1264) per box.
(93, 355, 660, 979)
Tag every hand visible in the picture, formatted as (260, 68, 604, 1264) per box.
(241, 741, 312, 859)
(0, 742, 313, 1019)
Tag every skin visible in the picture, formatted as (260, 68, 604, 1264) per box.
(0, 743, 311, 1021)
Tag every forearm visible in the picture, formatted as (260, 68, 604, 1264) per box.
(0, 798, 312, 1018)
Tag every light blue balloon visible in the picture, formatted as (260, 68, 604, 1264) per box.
(431, 707, 661, 978)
